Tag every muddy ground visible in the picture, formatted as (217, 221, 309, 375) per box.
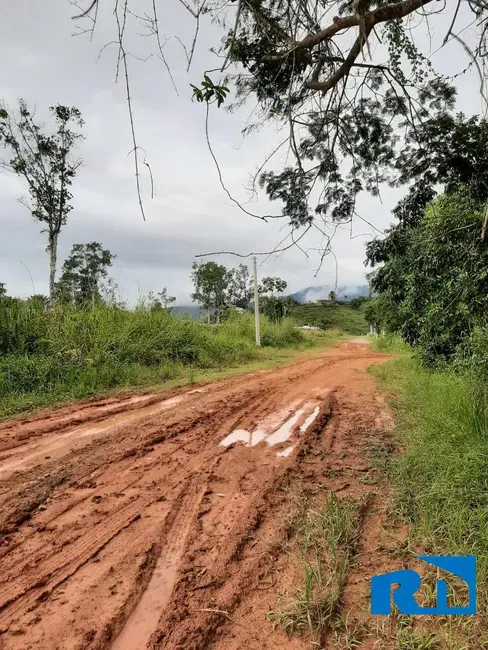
(0, 340, 403, 650)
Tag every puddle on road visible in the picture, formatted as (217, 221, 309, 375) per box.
(220, 428, 267, 447)
(349, 336, 371, 344)
(0, 395, 185, 477)
(299, 406, 320, 433)
(266, 408, 306, 446)
(220, 398, 324, 456)
(277, 445, 294, 458)
(111, 551, 178, 650)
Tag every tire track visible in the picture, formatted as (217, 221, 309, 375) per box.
(0, 497, 149, 627)
(0, 341, 390, 649)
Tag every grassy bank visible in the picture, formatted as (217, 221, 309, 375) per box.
(0, 303, 340, 419)
(290, 303, 368, 335)
(372, 343, 488, 611)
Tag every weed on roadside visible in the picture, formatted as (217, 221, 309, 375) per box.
(396, 628, 439, 650)
(267, 490, 363, 642)
(371, 354, 488, 645)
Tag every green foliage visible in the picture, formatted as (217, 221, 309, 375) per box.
(191, 261, 231, 322)
(0, 282, 6, 299)
(207, 0, 464, 227)
(349, 296, 367, 310)
(258, 276, 287, 296)
(373, 356, 488, 604)
(0, 301, 305, 418)
(190, 75, 229, 107)
(259, 295, 298, 322)
(257, 276, 293, 322)
(367, 187, 488, 365)
(370, 334, 409, 354)
(290, 303, 368, 335)
(268, 488, 361, 638)
(227, 263, 253, 309)
(55, 242, 115, 306)
(147, 288, 176, 312)
(0, 100, 84, 298)
(190, 263, 294, 324)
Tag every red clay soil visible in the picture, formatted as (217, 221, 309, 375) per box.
(0, 340, 401, 650)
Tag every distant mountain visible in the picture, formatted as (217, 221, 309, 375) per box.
(290, 285, 369, 304)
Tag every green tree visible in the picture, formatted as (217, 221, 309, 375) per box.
(349, 296, 367, 310)
(0, 282, 6, 299)
(0, 101, 84, 301)
(366, 188, 488, 364)
(75, 1, 487, 233)
(258, 276, 291, 322)
(26, 294, 49, 311)
(258, 277, 287, 298)
(228, 264, 252, 309)
(328, 290, 336, 304)
(56, 242, 115, 307)
(191, 261, 231, 324)
(148, 288, 176, 312)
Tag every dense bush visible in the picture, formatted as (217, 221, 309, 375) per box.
(0, 302, 306, 416)
(366, 189, 488, 368)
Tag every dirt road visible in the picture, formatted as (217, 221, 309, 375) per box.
(0, 340, 395, 650)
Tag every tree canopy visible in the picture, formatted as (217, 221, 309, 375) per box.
(55, 242, 115, 307)
(73, 0, 488, 241)
(366, 188, 488, 364)
(191, 261, 231, 322)
(0, 101, 84, 300)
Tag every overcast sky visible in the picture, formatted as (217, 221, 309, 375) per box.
(0, 2, 484, 303)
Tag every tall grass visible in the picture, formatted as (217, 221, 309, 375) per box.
(268, 488, 363, 641)
(373, 356, 488, 601)
(371, 333, 410, 354)
(0, 303, 305, 418)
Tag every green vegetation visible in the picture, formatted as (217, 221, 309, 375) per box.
(290, 303, 369, 335)
(0, 300, 325, 419)
(191, 260, 295, 323)
(372, 353, 488, 609)
(367, 187, 488, 366)
(268, 489, 363, 642)
(365, 115, 488, 371)
(55, 241, 115, 306)
(0, 100, 84, 301)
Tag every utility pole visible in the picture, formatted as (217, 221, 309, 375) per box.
(252, 256, 261, 347)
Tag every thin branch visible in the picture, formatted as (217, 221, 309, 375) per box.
(72, 0, 99, 20)
(443, 0, 462, 45)
(186, 0, 207, 71)
(221, 0, 243, 72)
(151, 0, 179, 93)
(115, 9, 146, 221)
(204, 102, 283, 221)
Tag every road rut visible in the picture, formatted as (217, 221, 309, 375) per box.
(0, 340, 392, 649)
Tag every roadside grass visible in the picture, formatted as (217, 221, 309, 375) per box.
(267, 488, 364, 643)
(371, 349, 488, 645)
(0, 303, 343, 419)
(370, 334, 411, 354)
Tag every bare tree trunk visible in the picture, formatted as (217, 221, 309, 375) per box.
(48, 232, 58, 304)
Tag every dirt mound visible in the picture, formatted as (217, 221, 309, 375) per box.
(0, 341, 394, 649)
